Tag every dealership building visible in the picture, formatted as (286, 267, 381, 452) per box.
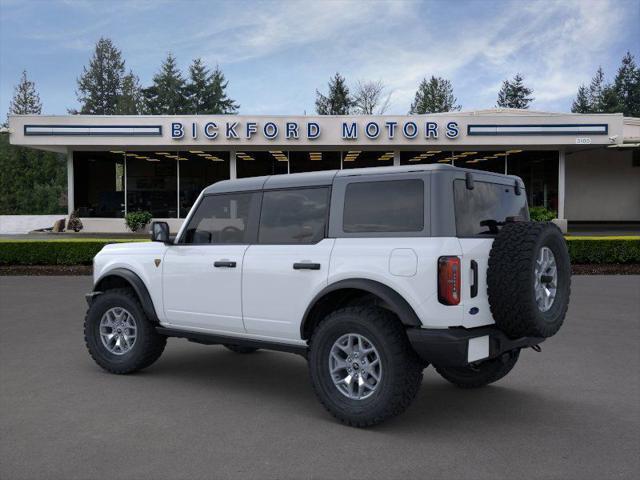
(7, 109, 640, 233)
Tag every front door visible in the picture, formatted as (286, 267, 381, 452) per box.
(242, 187, 333, 341)
(162, 191, 260, 334)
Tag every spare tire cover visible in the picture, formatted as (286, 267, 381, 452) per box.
(487, 222, 571, 339)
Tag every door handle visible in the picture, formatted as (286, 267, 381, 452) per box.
(470, 260, 478, 298)
(293, 262, 321, 270)
(214, 260, 236, 268)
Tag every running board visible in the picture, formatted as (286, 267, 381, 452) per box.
(156, 327, 308, 357)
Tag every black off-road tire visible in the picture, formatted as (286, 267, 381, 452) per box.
(435, 350, 520, 389)
(308, 306, 423, 427)
(488, 222, 571, 339)
(84, 288, 167, 374)
(223, 344, 259, 354)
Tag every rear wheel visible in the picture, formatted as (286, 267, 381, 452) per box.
(435, 350, 520, 389)
(308, 306, 423, 427)
(84, 288, 166, 374)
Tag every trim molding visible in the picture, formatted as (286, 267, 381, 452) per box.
(467, 124, 608, 136)
(24, 124, 163, 137)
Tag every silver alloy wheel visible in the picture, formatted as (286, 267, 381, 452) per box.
(329, 333, 382, 400)
(534, 246, 558, 312)
(99, 307, 137, 355)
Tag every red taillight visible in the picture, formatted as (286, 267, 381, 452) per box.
(438, 256, 461, 305)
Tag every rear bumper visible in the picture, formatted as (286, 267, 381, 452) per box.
(406, 325, 544, 367)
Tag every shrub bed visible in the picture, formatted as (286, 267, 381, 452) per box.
(0, 237, 638, 266)
(0, 239, 147, 266)
(565, 237, 640, 264)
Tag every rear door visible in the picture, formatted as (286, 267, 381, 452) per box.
(454, 178, 529, 328)
(162, 192, 260, 333)
(242, 187, 333, 341)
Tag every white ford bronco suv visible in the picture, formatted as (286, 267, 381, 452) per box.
(85, 164, 570, 427)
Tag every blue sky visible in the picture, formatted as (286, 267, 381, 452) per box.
(1, 0, 638, 117)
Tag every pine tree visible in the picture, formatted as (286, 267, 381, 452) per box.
(571, 85, 591, 113)
(116, 71, 144, 115)
(143, 53, 188, 114)
(207, 65, 239, 114)
(185, 60, 239, 114)
(496, 74, 534, 109)
(8, 70, 42, 116)
(315, 73, 353, 115)
(587, 67, 607, 112)
(75, 37, 126, 114)
(409, 76, 460, 114)
(613, 51, 640, 117)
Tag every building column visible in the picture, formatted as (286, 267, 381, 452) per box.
(393, 150, 400, 166)
(66, 149, 74, 216)
(230, 150, 237, 179)
(556, 149, 567, 233)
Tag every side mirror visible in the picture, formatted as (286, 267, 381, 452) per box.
(150, 221, 170, 243)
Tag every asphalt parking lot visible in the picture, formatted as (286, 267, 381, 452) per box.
(1, 275, 638, 480)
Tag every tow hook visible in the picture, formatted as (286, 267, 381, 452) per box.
(530, 344, 542, 353)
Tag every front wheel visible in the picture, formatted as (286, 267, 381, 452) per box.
(84, 288, 166, 374)
(435, 350, 520, 389)
(308, 306, 423, 427)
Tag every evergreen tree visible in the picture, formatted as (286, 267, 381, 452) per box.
(315, 73, 353, 115)
(571, 85, 591, 113)
(587, 66, 607, 112)
(496, 73, 534, 109)
(143, 53, 188, 114)
(409, 76, 460, 114)
(207, 65, 239, 114)
(75, 37, 126, 114)
(185, 59, 239, 114)
(8, 70, 42, 116)
(116, 71, 144, 115)
(613, 51, 640, 117)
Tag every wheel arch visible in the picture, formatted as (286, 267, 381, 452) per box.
(300, 279, 422, 340)
(93, 268, 159, 324)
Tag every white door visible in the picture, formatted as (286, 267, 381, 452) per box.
(162, 192, 259, 334)
(242, 187, 333, 341)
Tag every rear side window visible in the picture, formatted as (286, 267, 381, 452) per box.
(259, 188, 330, 244)
(454, 180, 528, 236)
(343, 179, 424, 233)
(182, 193, 256, 244)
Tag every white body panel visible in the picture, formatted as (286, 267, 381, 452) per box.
(162, 245, 248, 333)
(457, 238, 495, 328)
(93, 241, 168, 321)
(242, 239, 335, 340)
(328, 237, 465, 329)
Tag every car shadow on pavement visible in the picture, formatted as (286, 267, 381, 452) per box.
(116, 342, 600, 434)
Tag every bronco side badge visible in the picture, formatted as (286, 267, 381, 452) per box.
(154, 258, 161, 267)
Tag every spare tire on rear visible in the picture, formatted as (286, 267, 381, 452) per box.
(487, 221, 571, 339)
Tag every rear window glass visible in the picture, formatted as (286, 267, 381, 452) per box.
(454, 180, 528, 236)
(259, 188, 329, 244)
(343, 179, 424, 233)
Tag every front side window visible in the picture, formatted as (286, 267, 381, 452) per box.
(182, 193, 255, 244)
(259, 188, 330, 244)
(454, 180, 529, 236)
(343, 179, 424, 233)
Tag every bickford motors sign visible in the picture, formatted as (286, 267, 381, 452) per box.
(171, 119, 461, 141)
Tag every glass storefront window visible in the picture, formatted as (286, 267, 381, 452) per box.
(236, 151, 289, 178)
(177, 151, 230, 217)
(342, 150, 394, 169)
(289, 151, 341, 173)
(73, 151, 125, 218)
(126, 152, 177, 218)
(507, 151, 558, 210)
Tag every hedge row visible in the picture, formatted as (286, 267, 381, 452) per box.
(0, 239, 147, 266)
(0, 237, 638, 266)
(565, 237, 640, 264)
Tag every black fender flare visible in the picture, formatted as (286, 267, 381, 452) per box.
(300, 278, 422, 338)
(93, 268, 159, 324)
